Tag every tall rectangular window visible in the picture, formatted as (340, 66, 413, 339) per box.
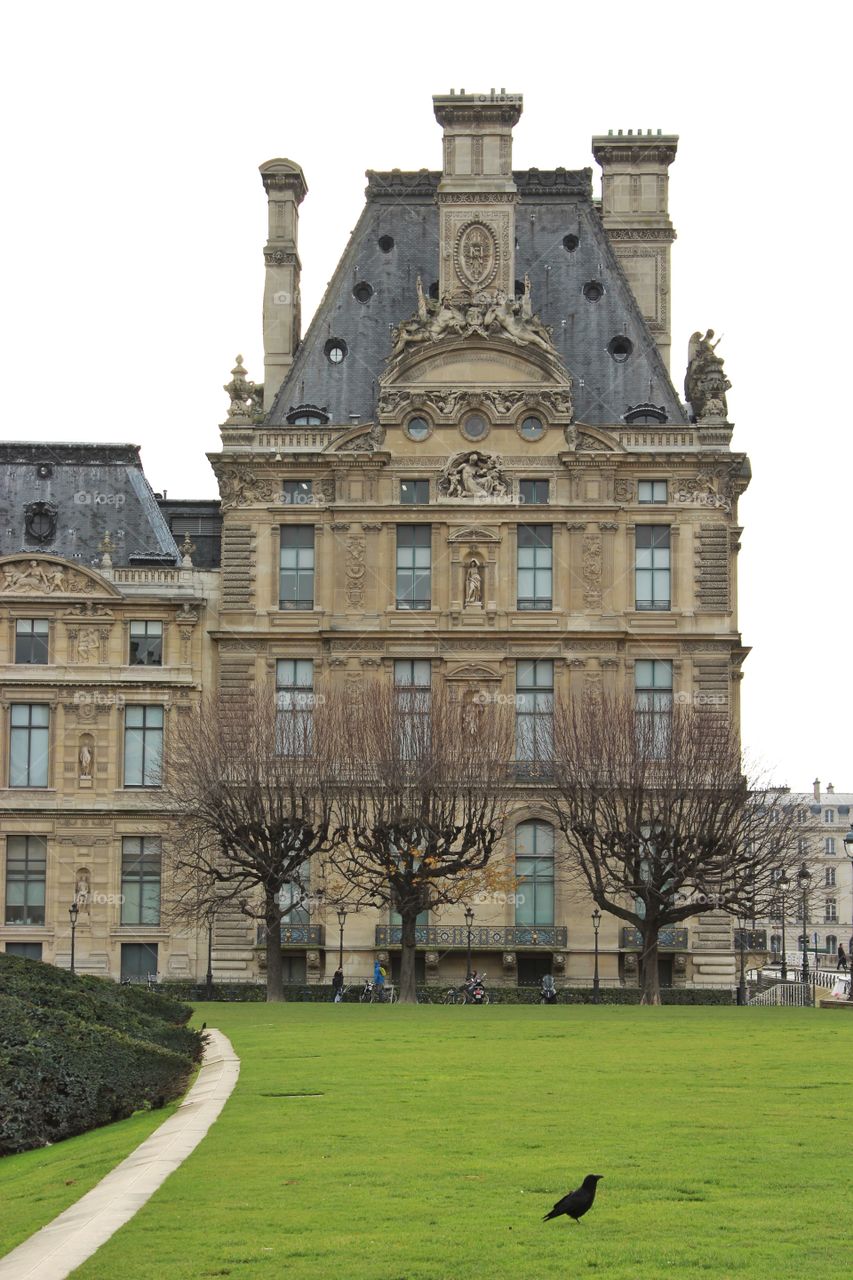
(276, 659, 314, 756)
(517, 525, 553, 610)
(5, 835, 47, 925)
(394, 659, 431, 758)
(825, 900, 837, 923)
(129, 621, 163, 666)
(515, 660, 553, 763)
(396, 526, 431, 610)
(124, 706, 164, 787)
(635, 660, 673, 757)
(9, 705, 49, 788)
(279, 526, 315, 609)
(635, 526, 671, 610)
(400, 480, 429, 505)
(519, 479, 549, 505)
(825, 837, 836, 855)
(121, 837, 162, 925)
(825, 867, 836, 888)
(15, 619, 49, 664)
(515, 821, 555, 925)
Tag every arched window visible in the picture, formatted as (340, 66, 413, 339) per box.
(515, 820, 554, 926)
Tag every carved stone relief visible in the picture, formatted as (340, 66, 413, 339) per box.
(582, 534, 603, 609)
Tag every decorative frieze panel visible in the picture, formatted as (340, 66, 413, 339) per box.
(695, 524, 730, 612)
(221, 524, 255, 609)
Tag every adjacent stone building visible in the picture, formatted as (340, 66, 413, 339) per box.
(1, 92, 753, 990)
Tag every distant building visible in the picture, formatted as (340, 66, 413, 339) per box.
(2, 93, 754, 991)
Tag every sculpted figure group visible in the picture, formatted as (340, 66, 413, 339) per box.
(390, 276, 556, 363)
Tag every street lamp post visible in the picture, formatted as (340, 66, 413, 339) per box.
(206, 915, 214, 1000)
(738, 917, 747, 1006)
(797, 862, 812, 985)
(69, 901, 79, 976)
(464, 906, 475, 980)
(337, 907, 347, 971)
(843, 825, 853, 1002)
(778, 872, 789, 983)
(591, 908, 601, 1005)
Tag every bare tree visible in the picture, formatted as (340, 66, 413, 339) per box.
(329, 682, 515, 1004)
(542, 693, 798, 1004)
(164, 688, 335, 1002)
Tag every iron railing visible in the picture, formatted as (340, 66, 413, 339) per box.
(257, 924, 325, 946)
(620, 927, 688, 950)
(375, 924, 568, 949)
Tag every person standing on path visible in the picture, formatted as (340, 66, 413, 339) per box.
(332, 967, 344, 1001)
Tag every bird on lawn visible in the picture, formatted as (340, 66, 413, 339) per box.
(543, 1174, 603, 1224)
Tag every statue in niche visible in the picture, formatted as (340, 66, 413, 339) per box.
(79, 740, 93, 777)
(465, 558, 483, 606)
(75, 868, 91, 909)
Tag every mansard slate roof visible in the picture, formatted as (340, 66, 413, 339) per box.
(0, 442, 180, 567)
(268, 168, 687, 428)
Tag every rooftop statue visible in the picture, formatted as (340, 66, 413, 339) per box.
(389, 278, 557, 365)
(223, 355, 264, 424)
(684, 329, 731, 423)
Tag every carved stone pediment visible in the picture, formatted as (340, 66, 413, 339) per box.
(447, 526, 501, 544)
(323, 423, 387, 454)
(563, 424, 624, 453)
(0, 556, 119, 598)
(445, 663, 502, 682)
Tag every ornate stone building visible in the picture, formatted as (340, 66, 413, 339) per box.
(1, 93, 752, 990)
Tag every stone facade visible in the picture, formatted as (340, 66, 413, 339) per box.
(0, 92, 753, 990)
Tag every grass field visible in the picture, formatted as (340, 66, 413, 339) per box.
(3, 1004, 850, 1279)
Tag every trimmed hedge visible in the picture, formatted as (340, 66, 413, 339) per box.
(158, 980, 735, 1006)
(0, 956, 202, 1155)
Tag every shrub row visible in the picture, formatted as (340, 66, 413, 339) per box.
(0, 956, 202, 1155)
(158, 980, 735, 1006)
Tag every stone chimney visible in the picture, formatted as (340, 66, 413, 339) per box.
(432, 89, 522, 302)
(813, 778, 821, 802)
(259, 159, 308, 411)
(591, 129, 678, 371)
(827, 783, 834, 795)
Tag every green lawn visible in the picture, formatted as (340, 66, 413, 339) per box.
(0, 1100, 181, 1257)
(3, 1004, 849, 1279)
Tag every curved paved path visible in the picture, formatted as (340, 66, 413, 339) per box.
(0, 1029, 239, 1280)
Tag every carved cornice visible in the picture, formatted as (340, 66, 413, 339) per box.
(263, 248, 300, 266)
(366, 170, 439, 201)
(607, 228, 677, 242)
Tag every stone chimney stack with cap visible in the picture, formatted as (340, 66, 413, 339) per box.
(814, 778, 821, 802)
(591, 129, 678, 371)
(259, 158, 308, 411)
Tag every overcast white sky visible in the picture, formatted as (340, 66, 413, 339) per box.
(1, 2, 849, 789)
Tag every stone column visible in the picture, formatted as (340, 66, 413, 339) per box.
(259, 159, 308, 411)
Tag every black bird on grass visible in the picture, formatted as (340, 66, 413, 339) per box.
(543, 1174, 603, 1224)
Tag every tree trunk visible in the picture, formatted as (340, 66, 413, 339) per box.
(399, 911, 419, 1005)
(639, 927, 662, 1006)
(264, 894, 285, 1003)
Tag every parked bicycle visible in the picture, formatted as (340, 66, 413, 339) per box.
(359, 979, 397, 1004)
(443, 972, 490, 1005)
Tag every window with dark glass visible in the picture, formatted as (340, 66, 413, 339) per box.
(400, 480, 429, 505)
(5, 835, 47, 925)
(396, 526, 431, 609)
(121, 837, 162, 925)
(517, 525, 553, 610)
(276, 659, 314, 756)
(635, 526, 671, 610)
(123, 706, 164, 787)
(4, 941, 43, 959)
(10, 705, 49, 788)
(120, 942, 159, 982)
(515, 660, 553, 763)
(15, 619, 49, 664)
(129, 621, 163, 666)
(519, 480, 549, 505)
(283, 480, 313, 506)
(279, 526, 315, 609)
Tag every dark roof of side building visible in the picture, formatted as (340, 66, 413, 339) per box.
(0, 442, 180, 567)
(158, 499, 223, 569)
(268, 169, 686, 428)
